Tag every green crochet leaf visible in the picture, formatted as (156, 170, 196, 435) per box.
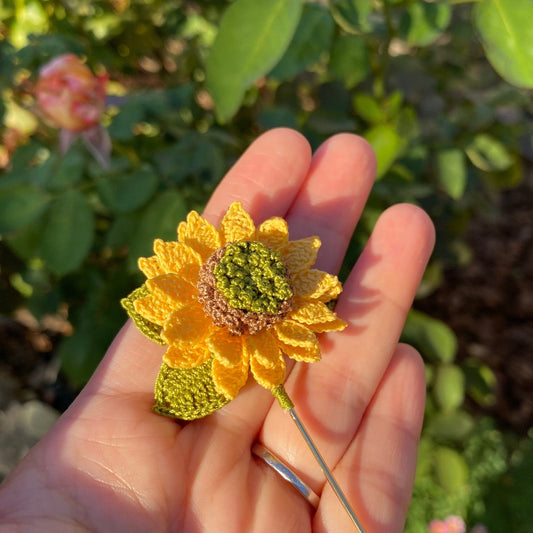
(120, 285, 165, 345)
(153, 359, 230, 420)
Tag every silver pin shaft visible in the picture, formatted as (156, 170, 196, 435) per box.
(288, 408, 366, 533)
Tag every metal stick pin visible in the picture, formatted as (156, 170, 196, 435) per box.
(288, 408, 366, 533)
(271, 385, 366, 532)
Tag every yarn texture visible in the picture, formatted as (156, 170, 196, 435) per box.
(121, 201, 346, 419)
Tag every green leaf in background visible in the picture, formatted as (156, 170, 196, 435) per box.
(270, 3, 334, 80)
(127, 190, 187, 272)
(155, 133, 225, 184)
(463, 359, 497, 407)
(330, 0, 373, 34)
(10, 0, 49, 48)
(399, 1, 451, 46)
(433, 364, 465, 412)
(353, 93, 386, 124)
(434, 447, 469, 493)
(58, 269, 133, 387)
(365, 124, 402, 178)
(5, 221, 42, 261)
(475, 0, 533, 88)
(0, 185, 51, 232)
(105, 212, 138, 249)
(97, 167, 158, 213)
(39, 190, 94, 276)
(44, 148, 85, 191)
(329, 35, 370, 88)
(427, 411, 475, 442)
(108, 103, 145, 142)
(402, 309, 458, 363)
(258, 106, 299, 130)
(206, 0, 302, 122)
(436, 148, 467, 199)
(466, 133, 513, 172)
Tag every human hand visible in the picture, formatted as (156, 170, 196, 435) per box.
(0, 129, 434, 532)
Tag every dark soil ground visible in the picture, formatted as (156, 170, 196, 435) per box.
(1, 173, 533, 479)
(417, 175, 533, 434)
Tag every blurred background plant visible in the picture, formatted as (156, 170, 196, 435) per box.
(1, 0, 532, 531)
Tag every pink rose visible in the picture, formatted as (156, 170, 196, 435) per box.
(429, 516, 467, 533)
(35, 54, 108, 132)
(429, 520, 451, 533)
(446, 516, 467, 533)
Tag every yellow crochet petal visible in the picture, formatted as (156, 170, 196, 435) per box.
(206, 328, 243, 367)
(138, 256, 164, 279)
(256, 217, 289, 250)
(177, 210, 221, 261)
(134, 294, 174, 326)
(306, 317, 348, 333)
(250, 352, 286, 389)
(244, 330, 281, 369)
(278, 339, 321, 363)
(146, 273, 196, 308)
(163, 342, 211, 369)
(153, 239, 202, 282)
(274, 319, 318, 348)
(289, 299, 339, 326)
(212, 357, 249, 400)
(291, 269, 342, 302)
(162, 303, 212, 345)
(219, 202, 256, 245)
(281, 236, 321, 274)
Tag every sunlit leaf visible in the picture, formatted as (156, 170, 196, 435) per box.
(434, 447, 469, 492)
(466, 133, 513, 172)
(365, 124, 402, 178)
(436, 148, 467, 199)
(353, 93, 385, 124)
(399, 1, 451, 46)
(433, 364, 465, 412)
(402, 309, 458, 363)
(475, 0, 533, 88)
(206, 0, 302, 122)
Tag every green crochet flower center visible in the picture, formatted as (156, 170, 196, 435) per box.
(214, 241, 292, 314)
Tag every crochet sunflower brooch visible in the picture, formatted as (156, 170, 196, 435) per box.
(122, 201, 366, 530)
(122, 201, 346, 418)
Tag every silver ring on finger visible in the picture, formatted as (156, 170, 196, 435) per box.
(252, 442, 320, 509)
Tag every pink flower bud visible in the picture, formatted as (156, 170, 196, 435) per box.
(34, 54, 108, 132)
(445, 516, 466, 533)
(429, 520, 450, 533)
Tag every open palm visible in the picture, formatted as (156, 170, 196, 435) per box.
(0, 129, 434, 533)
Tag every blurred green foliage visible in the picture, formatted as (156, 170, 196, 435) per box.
(1, 0, 532, 531)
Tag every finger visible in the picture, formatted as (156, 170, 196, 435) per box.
(202, 127, 312, 225)
(211, 133, 376, 437)
(315, 344, 426, 533)
(85, 128, 312, 400)
(260, 203, 434, 490)
(285, 133, 376, 273)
